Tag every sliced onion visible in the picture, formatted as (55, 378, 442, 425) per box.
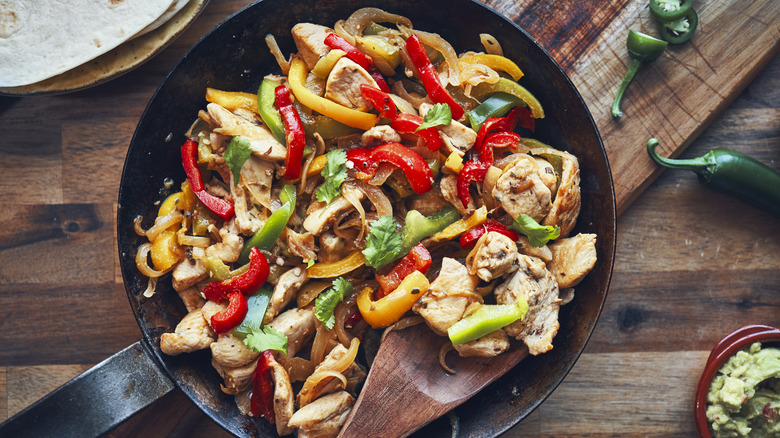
(177, 234, 211, 248)
(297, 281, 331, 308)
(333, 20, 357, 46)
(399, 25, 460, 86)
(133, 216, 147, 236)
(380, 316, 424, 342)
(439, 343, 457, 374)
(310, 325, 336, 366)
(392, 80, 428, 109)
(265, 34, 290, 75)
(354, 181, 393, 218)
(284, 357, 316, 383)
(342, 182, 367, 241)
(142, 277, 158, 298)
(136, 243, 167, 278)
(145, 210, 183, 242)
(334, 300, 357, 346)
(343, 8, 411, 38)
(366, 162, 396, 186)
(297, 370, 348, 407)
(479, 33, 504, 56)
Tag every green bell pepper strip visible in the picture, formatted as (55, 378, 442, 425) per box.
(448, 302, 528, 345)
(399, 207, 461, 255)
(257, 78, 286, 145)
(238, 185, 297, 264)
(611, 30, 668, 119)
(467, 92, 523, 132)
(469, 77, 544, 119)
(649, 0, 693, 23)
(232, 286, 273, 339)
(646, 139, 780, 218)
(659, 8, 698, 44)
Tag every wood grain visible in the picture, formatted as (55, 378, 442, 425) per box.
(0, 0, 778, 436)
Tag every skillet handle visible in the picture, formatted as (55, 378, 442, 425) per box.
(0, 339, 174, 437)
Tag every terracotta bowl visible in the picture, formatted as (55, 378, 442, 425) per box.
(117, 0, 617, 436)
(694, 325, 780, 437)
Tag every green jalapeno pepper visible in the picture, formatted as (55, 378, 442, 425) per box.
(611, 30, 668, 119)
(649, 0, 693, 22)
(238, 184, 297, 263)
(659, 8, 698, 44)
(647, 139, 780, 217)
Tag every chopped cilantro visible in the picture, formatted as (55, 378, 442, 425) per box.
(243, 326, 288, 355)
(509, 214, 561, 247)
(315, 277, 353, 330)
(315, 149, 349, 205)
(416, 103, 452, 131)
(224, 136, 253, 185)
(362, 216, 402, 268)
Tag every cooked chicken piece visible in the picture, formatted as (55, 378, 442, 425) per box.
(453, 328, 510, 357)
(389, 93, 417, 115)
(212, 357, 256, 394)
(285, 228, 318, 261)
(542, 151, 581, 236)
(360, 125, 401, 146)
(534, 157, 558, 194)
(440, 174, 476, 215)
(492, 154, 553, 223)
(466, 231, 519, 282)
(211, 332, 259, 369)
(207, 103, 287, 162)
(288, 391, 355, 438)
(494, 254, 560, 355)
(547, 233, 597, 289)
(232, 182, 267, 235)
(270, 360, 296, 436)
(420, 102, 476, 157)
(318, 231, 352, 264)
(291, 23, 334, 70)
(205, 220, 243, 263)
(298, 344, 366, 407)
(200, 299, 227, 324)
(267, 308, 317, 359)
(324, 57, 379, 112)
(237, 155, 275, 211)
(303, 189, 366, 235)
(177, 286, 206, 312)
(160, 308, 216, 355)
(268, 265, 308, 319)
(515, 236, 553, 263)
(406, 181, 451, 217)
(172, 257, 208, 291)
(413, 258, 480, 336)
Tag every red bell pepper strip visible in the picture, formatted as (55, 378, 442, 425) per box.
(474, 107, 534, 153)
(376, 243, 432, 298)
(324, 33, 373, 70)
(181, 139, 235, 221)
(405, 34, 464, 120)
(274, 85, 306, 180)
(250, 350, 277, 424)
(344, 309, 363, 328)
(210, 290, 249, 334)
(459, 219, 520, 249)
(457, 160, 490, 209)
(360, 84, 397, 120)
(478, 131, 522, 164)
(390, 113, 443, 151)
(203, 247, 270, 301)
(347, 143, 433, 194)
(368, 68, 391, 93)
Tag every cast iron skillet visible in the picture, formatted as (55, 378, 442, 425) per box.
(0, 0, 616, 436)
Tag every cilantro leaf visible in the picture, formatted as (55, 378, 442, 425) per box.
(315, 277, 353, 330)
(416, 103, 452, 131)
(243, 326, 288, 355)
(225, 137, 253, 185)
(362, 216, 402, 268)
(509, 214, 561, 247)
(315, 149, 349, 205)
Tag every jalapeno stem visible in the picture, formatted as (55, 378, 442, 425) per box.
(611, 59, 642, 119)
(647, 138, 711, 173)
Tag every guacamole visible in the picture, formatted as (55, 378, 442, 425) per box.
(706, 342, 780, 437)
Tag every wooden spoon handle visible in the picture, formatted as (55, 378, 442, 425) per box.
(338, 325, 528, 438)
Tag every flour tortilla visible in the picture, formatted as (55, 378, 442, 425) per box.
(0, 0, 174, 87)
(132, 0, 192, 39)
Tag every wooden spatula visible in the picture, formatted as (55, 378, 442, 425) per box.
(337, 324, 529, 438)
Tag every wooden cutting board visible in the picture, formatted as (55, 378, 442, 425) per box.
(492, 0, 780, 214)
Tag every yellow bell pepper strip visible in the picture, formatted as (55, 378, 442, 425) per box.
(312, 49, 346, 79)
(307, 251, 366, 278)
(205, 88, 259, 114)
(447, 301, 528, 345)
(288, 57, 377, 131)
(257, 78, 286, 145)
(430, 206, 488, 242)
(150, 230, 181, 271)
(357, 271, 430, 328)
(458, 54, 524, 81)
(306, 154, 328, 177)
(470, 77, 545, 119)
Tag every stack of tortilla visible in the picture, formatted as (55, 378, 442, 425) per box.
(0, 0, 193, 88)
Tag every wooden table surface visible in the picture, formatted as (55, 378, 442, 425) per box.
(1, 0, 779, 437)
